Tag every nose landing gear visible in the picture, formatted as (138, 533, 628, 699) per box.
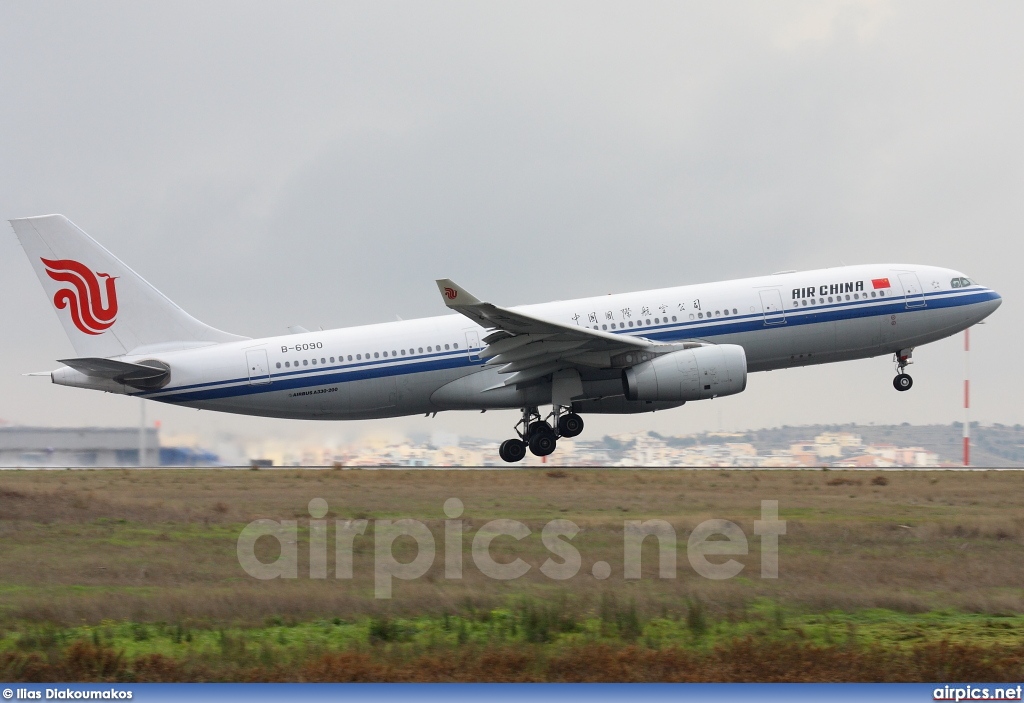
(893, 348, 914, 392)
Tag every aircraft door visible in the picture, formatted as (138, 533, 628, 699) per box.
(245, 349, 271, 385)
(758, 289, 787, 325)
(464, 330, 482, 362)
(898, 273, 926, 308)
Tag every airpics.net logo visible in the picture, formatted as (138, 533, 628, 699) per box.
(236, 499, 786, 598)
(41, 258, 119, 335)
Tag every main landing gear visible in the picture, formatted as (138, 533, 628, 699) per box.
(498, 405, 585, 463)
(893, 348, 914, 392)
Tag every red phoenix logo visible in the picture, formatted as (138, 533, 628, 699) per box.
(41, 258, 119, 335)
(444, 287, 458, 300)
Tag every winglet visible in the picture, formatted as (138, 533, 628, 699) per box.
(435, 279, 482, 308)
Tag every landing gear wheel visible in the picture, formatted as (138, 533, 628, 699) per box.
(528, 432, 557, 457)
(528, 421, 555, 440)
(499, 439, 527, 463)
(557, 413, 584, 438)
(893, 373, 913, 392)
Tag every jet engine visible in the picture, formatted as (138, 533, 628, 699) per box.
(622, 345, 747, 402)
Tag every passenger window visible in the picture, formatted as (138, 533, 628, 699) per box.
(427, 346, 432, 352)
(401, 350, 406, 356)
(418, 348, 423, 353)
(698, 312, 703, 318)
(646, 319, 651, 325)
(276, 362, 281, 369)
(654, 317, 660, 324)
(870, 292, 876, 298)
(383, 351, 388, 357)
(801, 300, 807, 307)
(672, 316, 677, 322)
(321, 358, 326, 364)
(602, 324, 607, 330)
(732, 308, 737, 314)
(303, 360, 308, 366)
(347, 355, 353, 361)
(689, 314, 695, 320)
(879, 291, 885, 297)
(453, 343, 458, 349)
(312, 358, 317, 365)
(374, 352, 379, 358)
(445, 344, 450, 350)
(392, 350, 398, 355)
(715, 311, 720, 317)
(356, 354, 362, 360)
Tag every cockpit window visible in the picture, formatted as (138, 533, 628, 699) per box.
(951, 277, 974, 288)
(951, 278, 961, 288)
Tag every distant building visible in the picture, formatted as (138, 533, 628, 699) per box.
(0, 427, 218, 467)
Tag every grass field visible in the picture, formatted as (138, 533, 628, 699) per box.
(1, 467, 1022, 681)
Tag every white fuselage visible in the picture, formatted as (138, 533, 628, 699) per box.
(80, 264, 999, 419)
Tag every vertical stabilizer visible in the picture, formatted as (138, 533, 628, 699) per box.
(10, 215, 246, 358)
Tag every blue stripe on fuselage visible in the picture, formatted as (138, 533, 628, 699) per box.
(141, 288, 998, 405)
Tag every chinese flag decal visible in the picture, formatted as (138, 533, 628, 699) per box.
(871, 278, 891, 289)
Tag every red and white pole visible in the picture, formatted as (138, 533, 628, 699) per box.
(963, 328, 970, 467)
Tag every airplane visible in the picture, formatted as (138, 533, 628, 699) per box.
(9, 215, 1002, 463)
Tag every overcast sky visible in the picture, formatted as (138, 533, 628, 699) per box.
(1, 2, 1021, 447)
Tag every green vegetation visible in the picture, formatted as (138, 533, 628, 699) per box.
(3, 605, 1024, 681)
(4, 603, 1024, 661)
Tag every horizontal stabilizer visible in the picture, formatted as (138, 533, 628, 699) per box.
(58, 357, 170, 389)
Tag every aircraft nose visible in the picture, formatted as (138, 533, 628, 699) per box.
(979, 289, 1002, 318)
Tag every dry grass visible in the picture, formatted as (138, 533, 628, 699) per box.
(4, 638, 1024, 682)
(0, 469, 1022, 625)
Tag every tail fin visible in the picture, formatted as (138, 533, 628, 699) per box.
(10, 215, 246, 358)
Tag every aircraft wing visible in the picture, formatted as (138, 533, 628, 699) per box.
(435, 279, 695, 387)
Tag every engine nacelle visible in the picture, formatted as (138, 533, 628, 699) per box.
(623, 345, 747, 402)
